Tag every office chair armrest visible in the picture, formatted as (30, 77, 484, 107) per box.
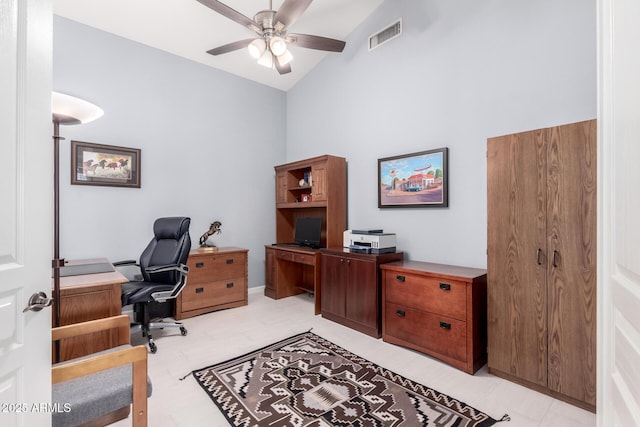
(148, 263, 189, 303)
(144, 263, 189, 275)
(112, 259, 138, 267)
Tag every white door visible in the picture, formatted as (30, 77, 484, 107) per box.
(0, 0, 53, 426)
(598, 0, 640, 425)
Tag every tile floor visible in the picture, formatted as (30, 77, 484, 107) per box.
(113, 288, 596, 427)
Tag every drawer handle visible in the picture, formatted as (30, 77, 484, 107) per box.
(195, 262, 205, 268)
(396, 275, 405, 282)
(439, 321, 451, 330)
(396, 309, 406, 317)
(439, 283, 451, 291)
(226, 282, 234, 288)
(226, 259, 234, 264)
(195, 287, 204, 294)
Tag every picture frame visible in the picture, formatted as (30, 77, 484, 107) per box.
(378, 147, 448, 208)
(71, 140, 141, 188)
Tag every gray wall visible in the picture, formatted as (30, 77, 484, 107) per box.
(287, 0, 596, 268)
(54, 0, 596, 285)
(54, 17, 286, 286)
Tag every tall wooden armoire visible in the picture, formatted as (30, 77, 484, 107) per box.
(486, 119, 597, 412)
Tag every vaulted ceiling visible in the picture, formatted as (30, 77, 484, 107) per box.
(54, 0, 384, 91)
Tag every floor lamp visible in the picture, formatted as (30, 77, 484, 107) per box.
(51, 92, 103, 361)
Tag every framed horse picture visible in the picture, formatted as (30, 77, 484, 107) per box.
(71, 140, 141, 188)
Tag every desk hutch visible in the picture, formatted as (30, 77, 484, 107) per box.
(265, 155, 347, 313)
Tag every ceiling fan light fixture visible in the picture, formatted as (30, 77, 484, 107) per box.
(258, 50, 274, 68)
(198, 0, 347, 75)
(269, 36, 287, 56)
(248, 38, 266, 59)
(276, 49, 293, 66)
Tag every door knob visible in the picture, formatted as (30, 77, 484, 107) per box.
(23, 291, 53, 313)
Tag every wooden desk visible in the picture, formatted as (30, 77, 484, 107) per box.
(264, 245, 322, 314)
(53, 258, 127, 362)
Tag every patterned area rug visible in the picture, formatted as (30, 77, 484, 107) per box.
(191, 332, 506, 427)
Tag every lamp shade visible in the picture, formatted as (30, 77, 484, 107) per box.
(52, 92, 104, 125)
(247, 39, 266, 59)
(269, 37, 287, 57)
(258, 50, 274, 68)
(276, 49, 294, 66)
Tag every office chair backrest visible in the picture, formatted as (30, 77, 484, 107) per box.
(139, 217, 191, 284)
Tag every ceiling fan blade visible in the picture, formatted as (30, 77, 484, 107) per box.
(273, 0, 313, 32)
(206, 38, 255, 56)
(287, 33, 346, 52)
(275, 60, 292, 75)
(196, 0, 257, 30)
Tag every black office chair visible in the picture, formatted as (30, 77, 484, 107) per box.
(115, 217, 191, 353)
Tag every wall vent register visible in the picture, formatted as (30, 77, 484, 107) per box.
(369, 19, 402, 51)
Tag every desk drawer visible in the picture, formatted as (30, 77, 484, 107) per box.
(188, 254, 245, 284)
(384, 271, 467, 321)
(385, 302, 467, 362)
(275, 250, 294, 262)
(181, 278, 245, 312)
(293, 253, 315, 265)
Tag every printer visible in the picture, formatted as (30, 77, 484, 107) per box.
(343, 229, 396, 254)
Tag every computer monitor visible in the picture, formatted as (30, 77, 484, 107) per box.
(294, 217, 323, 248)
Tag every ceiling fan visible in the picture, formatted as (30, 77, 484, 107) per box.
(196, 0, 346, 74)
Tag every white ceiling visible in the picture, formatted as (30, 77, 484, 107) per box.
(53, 0, 384, 91)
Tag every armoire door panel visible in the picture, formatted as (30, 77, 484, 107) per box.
(546, 120, 597, 406)
(487, 129, 548, 387)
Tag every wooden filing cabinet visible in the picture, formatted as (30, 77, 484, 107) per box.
(380, 261, 488, 374)
(321, 249, 404, 338)
(175, 247, 248, 320)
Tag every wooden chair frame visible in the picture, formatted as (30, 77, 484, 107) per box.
(52, 315, 148, 427)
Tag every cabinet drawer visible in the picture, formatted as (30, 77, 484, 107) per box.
(385, 302, 467, 362)
(181, 278, 245, 312)
(384, 271, 467, 321)
(188, 254, 245, 284)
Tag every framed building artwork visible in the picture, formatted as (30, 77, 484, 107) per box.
(378, 147, 448, 208)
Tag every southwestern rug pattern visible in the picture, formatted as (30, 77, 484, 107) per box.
(191, 332, 506, 427)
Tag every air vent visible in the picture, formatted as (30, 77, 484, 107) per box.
(368, 19, 402, 51)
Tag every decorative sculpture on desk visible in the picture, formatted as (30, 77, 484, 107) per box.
(199, 221, 222, 248)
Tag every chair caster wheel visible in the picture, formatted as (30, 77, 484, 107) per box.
(180, 327, 188, 336)
(149, 342, 157, 353)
